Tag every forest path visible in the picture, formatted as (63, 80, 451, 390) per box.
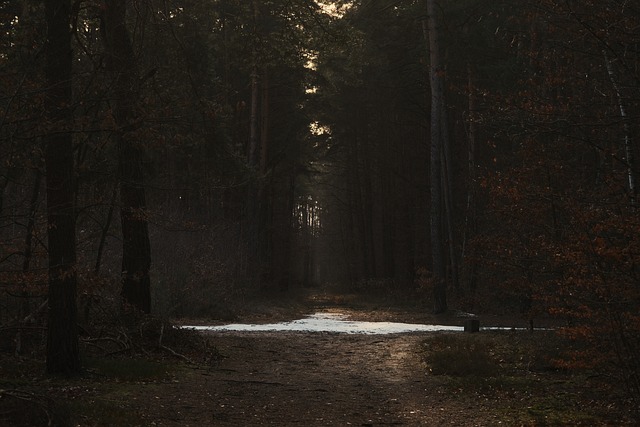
(144, 330, 464, 426)
(138, 292, 499, 426)
(132, 287, 512, 426)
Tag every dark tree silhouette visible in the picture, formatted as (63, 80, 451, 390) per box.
(425, 0, 447, 314)
(102, 0, 151, 313)
(44, 0, 80, 374)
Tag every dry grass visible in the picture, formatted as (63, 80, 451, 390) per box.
(421, 330, 637, 425)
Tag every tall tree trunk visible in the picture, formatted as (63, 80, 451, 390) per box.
(302, 202, 311, 287)
(441, 103, 458, 292)
(103, 0, 151, 313)
(244, 0, 261, 282)
(362, 131, 377, 278)
(351, 133, 368, 280)
(259, 69, 270, 179)
(94, 184, 117, 274)
(44, 0, 80, 374)
(604, 51, 636, 207)
(20, 169, 41, 318)
(461, 64, 478, 299)
(258, 68, 272, 285)
(245, 64, 260, 281)
(248, 66, 260, 169)
(22, 170, 41, 270)
(424, 0, 447, 314)
(278, 166, 296, 291)
(345, 158, 359, 286)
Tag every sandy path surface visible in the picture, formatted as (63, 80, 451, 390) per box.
(134, 325, 501, 427)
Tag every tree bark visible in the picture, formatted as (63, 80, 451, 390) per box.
(441, 103, 458, 292)
(94, 184, 117, 274)
(302, 202, 311, 287)
(604, 51, 636, 207)
(44, 0, 80, 374)
(20, 169, 41, 318)
(244, 0, 261, 282)
(258, 68, 272, 284)
(461, 64, 478, 298)
(425, 0, 447, 314)
(276, 166, 296, 291)
(248, 65, 260, 169)
(103, 0, 151, 313)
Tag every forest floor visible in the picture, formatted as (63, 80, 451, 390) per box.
(1, 287, 637, 426)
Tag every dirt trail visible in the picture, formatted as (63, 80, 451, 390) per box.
(144, 332, 446, 426)
(1, 292, 628, 425)
(131, 290, 510, 426)
(136, 308, 499, 427)
(208, 333, 430, 425)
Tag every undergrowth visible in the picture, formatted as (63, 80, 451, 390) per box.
(0, 311, 220, 427)
(421, 331, 636, 425)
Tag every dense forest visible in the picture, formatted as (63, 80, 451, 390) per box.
(1, 0, 638, 402)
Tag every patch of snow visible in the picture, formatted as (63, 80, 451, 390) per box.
(183, 312, 465, 335)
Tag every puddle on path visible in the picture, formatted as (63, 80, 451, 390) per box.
(183, 312, 466, 334)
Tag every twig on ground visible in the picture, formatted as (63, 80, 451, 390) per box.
(159, 344, 194, 364)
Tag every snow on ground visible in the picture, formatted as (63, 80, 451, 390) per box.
(183, 312, 466, 334)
